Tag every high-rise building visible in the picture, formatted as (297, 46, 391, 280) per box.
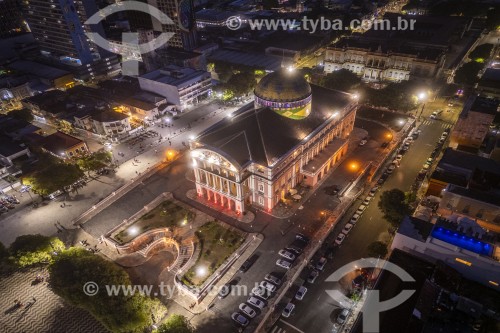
(129, 0, 198, 51)
(0, 0, 28, 38)
(22, 0, 105, 64)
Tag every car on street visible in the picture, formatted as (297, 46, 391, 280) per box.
(362, 198, 371, 205)
(307, 269, 319, 283)
(247, 296, 266, 309)
(395, 154, 403, 162)
(387, 165, 395, 173)
(295, 286, 308, 300)
(355, 205, 367, 214)
(342, 223, 353, 235)
(260, 281, 277, 293)
(276, 259, 292, 269)
(335, 233, 346, 245)
(278, 249, 296, 261)
(368, 186, 379, 197)
(239, 303, 257, 318)
(218, 284, 231, 299)
(231, 312, 249, 327)
(239, 256, 256, 272)
(337, 308, 350, 324)
(282, 303, 295, 318)
(359, 139, 367, 146)
(251, 286, 271, 299)
(264, 273, 282, 286)
(296, 233, 310, 243)
(350, 213, 361, 224)
(316, 257, 327, 271)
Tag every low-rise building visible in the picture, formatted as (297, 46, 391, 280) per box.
(74, 109, 131, 140)
(139, 65, 212, 110)
(7, 60, 74, 89)
(449, 96, 499, 150)
(122, 92, 167, 124)
(38, 131, 89, 159)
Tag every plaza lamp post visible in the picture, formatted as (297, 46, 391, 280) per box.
(416, 92, 427, 121)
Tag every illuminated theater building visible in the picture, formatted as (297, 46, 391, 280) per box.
(189, 69, 357, 213)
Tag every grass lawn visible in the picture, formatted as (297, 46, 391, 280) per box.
(113, 200, 195, 244)
(182, 221, 244, 287)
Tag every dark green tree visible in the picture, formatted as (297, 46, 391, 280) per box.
(469, 43, 493, 62)
(378, 189, 411, 227)
(361, 80, 420, 112)
(77, 151, 111, 175)
(49, 248, 165, 333)
(24, 162, 84, 196)
(9, 234, 65, 267)
(226, 72, 256, 97)
(366, 241, 388, 258)
(454, 61, 483, 86)
(320, 69, 360, 92)
(157, 315, 195, 333)
(9, 108, 34, 122)
(486, 7, 500, 30)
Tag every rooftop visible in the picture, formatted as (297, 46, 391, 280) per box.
(437, 148, 500, 176)
(196, 84, 353, 168)
(140, 65, 209, 89)
(90, 109, 129, 123)
(469, 96, 499, 116)
(123, 97, 156, 111)
(7, 60, 72, 80)
(397, 215, 434, 242)
(0, 134, 27, 157)
(39, 131, 84, 154)
(208, 49, 282, 71)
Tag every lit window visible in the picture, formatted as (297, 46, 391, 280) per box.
(455, 258, 472, 266)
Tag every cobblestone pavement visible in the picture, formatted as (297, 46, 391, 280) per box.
(0, 269, 108, 333)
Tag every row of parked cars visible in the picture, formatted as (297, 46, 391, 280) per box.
(0, 195, 20, 214)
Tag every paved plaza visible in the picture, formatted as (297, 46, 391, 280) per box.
(0, 269, 108, 333)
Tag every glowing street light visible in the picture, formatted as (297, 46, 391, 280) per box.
(386, 133, 393, 140)
(349, 162, 359, 171)
(417, 92, 427, 101)
(129, 226, 139, 236)
(196, 266, 207, 277)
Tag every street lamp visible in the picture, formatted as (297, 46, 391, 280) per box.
(416, 92, 427, 121)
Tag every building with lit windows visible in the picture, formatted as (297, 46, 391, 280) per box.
(189, 69, 357, 214)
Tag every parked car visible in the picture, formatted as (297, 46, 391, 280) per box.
(342, 223, 353, 235)
(251, 286, 271, 299)
(356, 205, 367, 214)
(260, 281, 277, 293)
(295, 286, 308, 300)
(337, 308, 350, 324)
(350, 214, 361, 224)
(278, 249, 296, 261)
(218, 284, 231, 299)
(231, 312, 249, 327)
(395, 154, 403, 162)
(276, 259, 292, 269)
(264, 273, 282, 286)
(359, 139, 367, 146)
(335, 233, 346, 245)
(247, 296, 265, 309)
(307, 269, 319, 283)
(239, 259, 254, 273)
(282, 302, 295, 318)
(296, 233, 310, 243)
(239, 303, 256, 318)
(362, 198, 371, 205)
(316, 257, 327, 271)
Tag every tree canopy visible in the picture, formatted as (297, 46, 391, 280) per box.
(361, 81, 420, 111)
(377, 189, 411, 227)
(77, 151, 111, 174)
(9, 108, 34, 122)
(226, 72, 256, 96)
(366, 241, 388, 258)
(320, 69, 360, 92)
(454, 61, 483, 86)
(469, 44, 493, 62)
(9, 234, 65, 267)
(23, 161, 83, 196)
(49, 247, 165, 333)
(157, 314, 195, 333)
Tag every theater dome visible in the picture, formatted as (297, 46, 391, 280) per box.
(254, 69, 312, 120)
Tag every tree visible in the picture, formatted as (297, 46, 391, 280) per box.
(77, 151, 111, 175)
(378, 189, 411, 227)
(366, 241, 388, 258)
(226, 72, 256, 97)
(157, 315, 195, 333)
(9, 108, 34, 122)
(486, 6, 500, 31)
(320, 69, 360, 92)
(9, 234, 65, 267)
(49, 248, 166, 333)
(454, 61, 483, 86)
(24, 162, 84, 196)
(469, 43, 493, 62)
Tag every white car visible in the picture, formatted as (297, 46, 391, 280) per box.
(337, 308, 350, 324)
(247, 296, 265, 309)
(335, 233, 346, 245)
(282, 302, 295, 318)
(356, 205, 367, 214)
(359, 139, 367, 146)
(342, 223, 353, 235)
(278, 249, 296, 261)
(362, 198, 371, 205)
(350, 213, 361, 224)
(395, 154, 403, 161)
(295, 286, 308, 300)
(260, 281, 277, 293)
(251, 286, 270, 299)
(239, 303, 256, 318)
(276, 259, 292, 270)
(264, 273, 282, 286)
(387, 165, 395, 173)
(307, 269, 319, 283)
